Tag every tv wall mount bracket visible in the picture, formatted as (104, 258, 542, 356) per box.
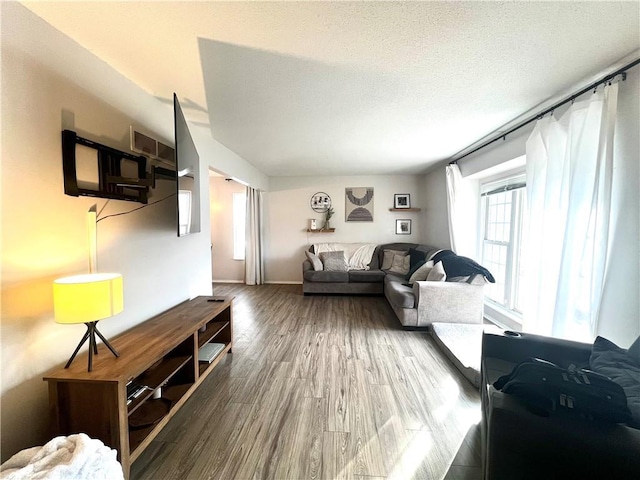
(61, 129, 174, 204)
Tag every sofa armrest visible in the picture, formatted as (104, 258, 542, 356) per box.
(302, 260, 312, 273)
(481, 330, 592, 369)
(413, 281, 484, 326)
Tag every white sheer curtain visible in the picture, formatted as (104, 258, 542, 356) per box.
(245, 187, 264, 285)
(445, 163, 479, 257)
(523, 82, 619, 342)
(446, 164, 463, 253)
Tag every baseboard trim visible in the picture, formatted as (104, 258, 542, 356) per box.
(212, 280, 304, 285)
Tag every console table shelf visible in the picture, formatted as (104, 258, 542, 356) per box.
(389, 208, 421, 212)
(307, 228, 335, 232)
(43, 296, 233, 478)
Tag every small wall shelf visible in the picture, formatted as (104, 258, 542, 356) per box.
(307, 228, 336, 233)
(389, 208, 421, 212)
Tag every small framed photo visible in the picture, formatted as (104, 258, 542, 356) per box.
(394, 194, 411, 209)
(396, 219, 412, 235)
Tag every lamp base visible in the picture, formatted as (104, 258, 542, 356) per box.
(65, 321, 119, 372)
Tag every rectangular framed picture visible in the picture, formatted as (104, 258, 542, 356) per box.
(345, 187, 374, 222)
(394, 193, 411, 209)
(396, 219, 411, 235)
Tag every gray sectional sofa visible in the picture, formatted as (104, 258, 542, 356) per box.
(302, 243, 385, 294)
(302, 242, 487, 328)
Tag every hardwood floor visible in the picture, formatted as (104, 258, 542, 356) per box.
(131, 284, 482, 480)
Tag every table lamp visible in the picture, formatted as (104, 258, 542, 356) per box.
(53, 273, 123, 372)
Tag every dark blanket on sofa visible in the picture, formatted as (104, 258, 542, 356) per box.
(432, 250, 495, 283)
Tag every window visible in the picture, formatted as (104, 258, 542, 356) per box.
(233, 192, 246, 260)
(480, 173, 526, 324)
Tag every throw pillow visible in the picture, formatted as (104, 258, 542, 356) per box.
(381, 249, 407, 270)
(426, 261, 447, 281)
(409, 260, 434, 282)
(389, 253, 410, 275)
(408, 248, 427, 271)
(590, 336, 640, 426)
(305, 250, 323, 271)
(319, 251, 347, 272)
(405, 259, 426, 280)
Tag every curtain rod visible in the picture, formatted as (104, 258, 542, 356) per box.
(449, 57, 640, 165)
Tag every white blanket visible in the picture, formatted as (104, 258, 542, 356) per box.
(0, 434, 124, 480)
(313, 243, 377, 270)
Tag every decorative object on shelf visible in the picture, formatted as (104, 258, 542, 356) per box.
(396, 219, 412, 235)
(309, 219, 317, 230)
(345, 187, 374, 222)
(310, 192, 332, 213)
(394, 193, 411, 209)
(53, 273, 124, 372)
(323, 207, 334, 230)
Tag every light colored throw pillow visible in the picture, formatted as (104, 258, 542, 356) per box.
(319, 251, 347, 272)
(381, 249, 407, 270)
(426, 261, 447, 281)
(305, 250, 323, 271)
(388, 253, 410, 275)
(409, 260, 435, 282)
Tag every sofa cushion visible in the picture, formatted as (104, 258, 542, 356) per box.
(409, 248, 427, 270)
(384, 274, 415, 309)
(389, 254, 410, 275)
(305, 250, 323, 271)
(381, 249, 406, 270)
(319, 251, 347, 272)
(590, 336, 640, 427)
(348, 269, 386, 283)
(405, 259, 426, 280)
(303, 270, 349, 283)
(409, 260, 435, 282)
(426, 261, 447, 281)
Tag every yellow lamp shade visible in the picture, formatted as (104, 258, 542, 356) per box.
(53, 273, 123, 324)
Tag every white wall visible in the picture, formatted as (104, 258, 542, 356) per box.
(0, 3, 261, 459)
(266, 175, 425, 282)
(210, 176, 245, 283)
(422, 165, 452, 250)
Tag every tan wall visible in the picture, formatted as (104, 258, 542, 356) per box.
(210, 176, 246, 283)
(0, 4, 216, 459)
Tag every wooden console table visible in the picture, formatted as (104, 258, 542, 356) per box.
(43, 296, 233, 478)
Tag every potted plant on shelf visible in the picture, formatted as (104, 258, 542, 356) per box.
(322, 207, 334, 230)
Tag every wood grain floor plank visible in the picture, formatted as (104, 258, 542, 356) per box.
(321, 431, 355, 480)
(132, 284, 482, 480)
(326, 343, 350, 433)
(346, 360, 388, 477)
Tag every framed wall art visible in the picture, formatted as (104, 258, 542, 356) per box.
(310, 192, 332, 213)
(345, 187, 374, 222)
(396, 219, 411, 235)
(394, 193, 411, 209)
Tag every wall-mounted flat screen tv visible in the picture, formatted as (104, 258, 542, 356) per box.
(174, 93, 201, 236)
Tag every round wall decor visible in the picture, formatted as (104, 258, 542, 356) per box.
(310, 192, 332, 213)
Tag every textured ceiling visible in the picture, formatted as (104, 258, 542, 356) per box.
(23, 2, 640, 176)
